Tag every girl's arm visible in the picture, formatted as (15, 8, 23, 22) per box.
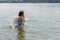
(22, 15, 25, 22)
(19, 16, 25, 22)
(22, 17, 25, 22)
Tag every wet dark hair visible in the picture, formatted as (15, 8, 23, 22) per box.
(19, 11, 24, 16)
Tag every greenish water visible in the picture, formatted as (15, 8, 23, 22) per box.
(0, 3, 60, 40)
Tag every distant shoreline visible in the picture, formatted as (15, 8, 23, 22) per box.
(0, 0, 60, 3)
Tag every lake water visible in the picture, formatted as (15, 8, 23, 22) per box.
(0, 3, 60, 40)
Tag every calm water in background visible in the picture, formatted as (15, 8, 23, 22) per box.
(0, 3, 60, 40)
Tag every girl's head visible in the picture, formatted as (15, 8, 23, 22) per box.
(19, 11, 24, 16)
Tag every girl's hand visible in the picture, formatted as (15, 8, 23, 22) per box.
(22, 17, 25, 22)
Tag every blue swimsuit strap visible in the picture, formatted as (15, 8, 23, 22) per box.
(15, 20, 23, 28)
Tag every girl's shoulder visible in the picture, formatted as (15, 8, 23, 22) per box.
(19, 16, 22, 17)
(19, 16, 23, 19)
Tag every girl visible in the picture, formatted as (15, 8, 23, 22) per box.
(15, 11, 25, 28)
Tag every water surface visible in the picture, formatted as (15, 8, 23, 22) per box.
(0, 3, 60, 40)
